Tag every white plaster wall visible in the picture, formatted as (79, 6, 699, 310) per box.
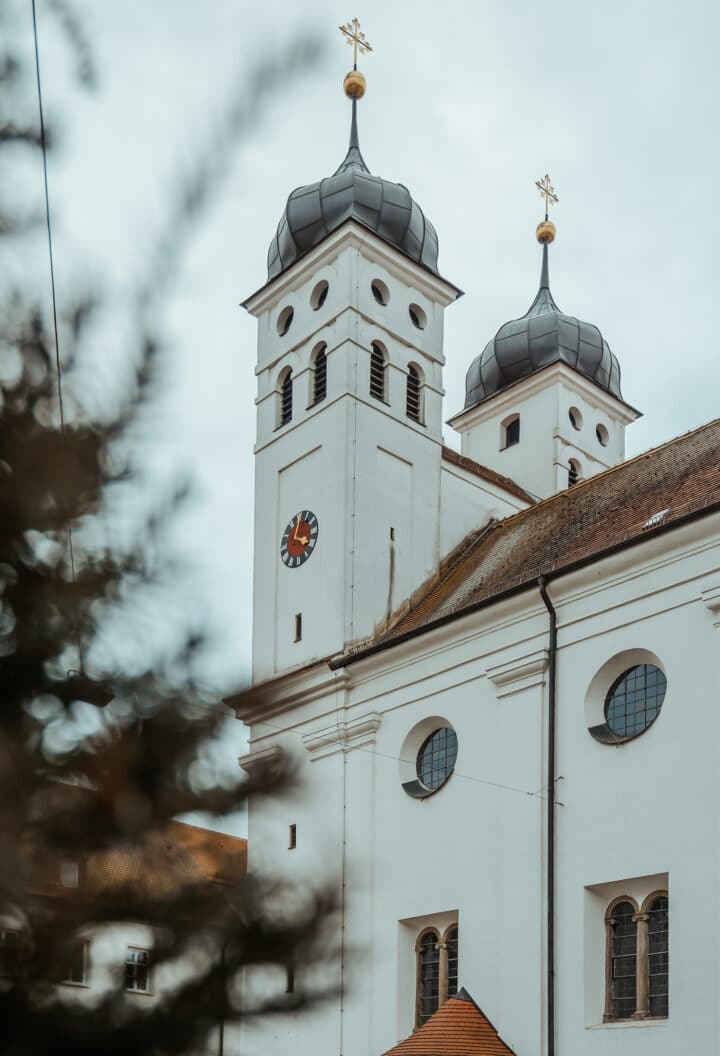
(241, 515, 720, 1056)
(439, 459, 527, 558)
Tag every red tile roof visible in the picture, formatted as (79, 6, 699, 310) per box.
(441, 446, 535, 505)
(381, 989, 517, 1056)
(338, 418, 720, 665)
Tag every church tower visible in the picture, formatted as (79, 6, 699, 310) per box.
(244, 39, 460, 684)
(448, 179, 640, 499)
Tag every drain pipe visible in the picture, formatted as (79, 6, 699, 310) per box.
(538, 576, 557, 1056)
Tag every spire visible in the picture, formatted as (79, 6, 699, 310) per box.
(334, 98, 369, 175)
(335, 18, 372, 175)
(529, 172, 559, 314)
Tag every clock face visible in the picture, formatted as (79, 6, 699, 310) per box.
(280, 510, 319, 568)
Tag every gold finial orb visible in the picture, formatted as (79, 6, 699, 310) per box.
(536, 219, 556, 244)
(343, 69, 366, 99)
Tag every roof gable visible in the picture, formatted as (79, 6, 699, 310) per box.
(381, 989, 517, 1056)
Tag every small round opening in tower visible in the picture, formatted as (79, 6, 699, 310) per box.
(310, 280, 329, 310)
(409, 303, 427, 330)
(569, 406, 583, 430)
(276, 305, 294, 336)
(596, 423, 610, 447)
(371, 279, 389, 306)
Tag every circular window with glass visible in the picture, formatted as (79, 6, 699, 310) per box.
(587, 657, 667, 744)
(400, 720, 458, 799)
(604, 664, 666, 739)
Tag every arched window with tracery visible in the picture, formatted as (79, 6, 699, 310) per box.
(416, 930, 440, 1026)
(311, 344, 327, 406)
(647, 895, 668, 1018)
(278, 368, 293, 426)
(370, 342, 387, 402)
(445, 925, 458, 1000)
(406, 364, 423, 423)
(609, 900, 637, 1020)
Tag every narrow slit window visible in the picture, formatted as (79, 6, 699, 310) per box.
(294, 613, 302, 642)
(502, 415, 520, 448)
(288, 824, 297, 850)
(417, 931, 440, 1026)
(279, 368, 293, 426)
(406, 365, 422, 422)
(286, 962, 295, 993)
(369, 343, 386, 401)
(568, 458, 581, 486)
(446, 926, 459, 1000)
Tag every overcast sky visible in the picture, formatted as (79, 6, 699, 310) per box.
(28, 0, 720, 829)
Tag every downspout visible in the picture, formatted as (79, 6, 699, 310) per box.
(538, 576, 557, 1056)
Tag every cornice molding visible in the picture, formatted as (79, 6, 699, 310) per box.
(701, 583, 720, 628)
(301, 711, 382, 760)
(487, 648, 549, 699)
(238, 743, 281, 775)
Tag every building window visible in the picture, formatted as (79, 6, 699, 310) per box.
(125, 947, 151, 993)
(446, 925, 458, 999)
(409, 303, 427, 330)
(371, 279, 389, 306)
(416, 727, 458, 794)
(568, 406, 583, 430)
(596, 422, 610, 446)
(416, 930, 440, 1026)
(501, 414, 520, 449)
(369, 342, 387, 401)
(406, 364, 423, 423)
(604, 894, 668, 1021)
(64, 940, 90, 986)
(609, 901, 637, 1020)
(605, 664, 666, 739)
(311, 344, 327, 405)
(276, 305, 294, 336)
(310, 280, 329, 310)
(568, 458, 582, 486)
(415, 924, 459, 1027)
(279, 367, 293, 426)
(0, 929, 19, 978)
(648, 896, 669, 1018)
(60, 859, 84, 888)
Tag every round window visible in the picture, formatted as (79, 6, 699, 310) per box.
(371, 279, 389, 306)
(409, 303, 427, 330)
(568, 406, 583, 430)
(276, 306, 294, 336)
(416, 727, 458, 792)
(604, 664, 666, 739)
(596, 423, 610, 447)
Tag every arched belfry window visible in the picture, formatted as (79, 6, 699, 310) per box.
(416, 930, 440, 1026)
(406, 364, 423, 423)
(568, 458, 582, 486)
(278, 367, 293, 427)
(370, 342, 387, 402)
(311, 344, 327, 406)
(501, 414, 520, 449)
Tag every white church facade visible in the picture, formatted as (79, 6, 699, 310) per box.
(233, 43, 720, 1056)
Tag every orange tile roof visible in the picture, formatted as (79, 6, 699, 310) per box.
(441, 446, 535, 505)
(381, 989, 517, 1056)
(339, 418, 720, 665)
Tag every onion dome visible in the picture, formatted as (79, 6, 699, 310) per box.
(266, 100, 440, 281)
(464, 239, 623, 411)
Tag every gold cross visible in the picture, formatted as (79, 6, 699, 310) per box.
(339, 17, 372, 68)
(535, 173, 559, 215)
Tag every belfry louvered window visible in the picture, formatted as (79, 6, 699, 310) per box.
(279, 368, 293, 426)
(369, 342, 386, 401)
(312, 346, 327, 405)
(406, 365, 422, 422)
